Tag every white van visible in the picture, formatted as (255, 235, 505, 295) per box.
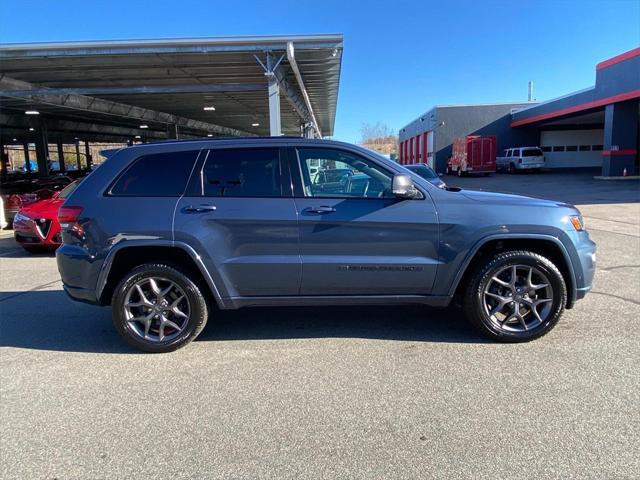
(497, 147, 545, 173)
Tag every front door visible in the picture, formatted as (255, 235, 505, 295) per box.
(174, 147, 300, 298)
(291, 146, 439, 296)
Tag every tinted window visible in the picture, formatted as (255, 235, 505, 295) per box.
(58, 180, 79, 199)
(541, 146, 552, 152)
(592, 145, 603, 151)
(297, 148, 394, 198)
(579, 145, 591, 151)
(407, 164, 437, 179)
(512, 149, 520, 157)
(111, 150, 198, 196)
(566, 146, 578, 152)
(202, 148, 282, 197)
(553, 146, 565, 152)
(523, 148, 544, 156)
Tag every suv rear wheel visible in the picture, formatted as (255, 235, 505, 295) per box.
(463, 250, 566, 342)
(112, 263, 208, 352)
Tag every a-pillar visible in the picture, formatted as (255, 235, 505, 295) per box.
(602, 99, 639, 176)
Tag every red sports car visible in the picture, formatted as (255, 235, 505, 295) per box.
(13, 180, 79, 252)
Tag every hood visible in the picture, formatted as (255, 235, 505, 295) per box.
(19, 196, 64, 219)
(461, 189, 573, 209)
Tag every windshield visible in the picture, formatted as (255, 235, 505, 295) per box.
(58, 180, 79, 199)
(522, 148, 543, 157)
(407, 164, 437, 179)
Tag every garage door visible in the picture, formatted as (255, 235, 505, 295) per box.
(540, 129, 604, 168)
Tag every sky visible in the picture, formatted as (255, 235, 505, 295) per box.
(1, 0, 638, 143)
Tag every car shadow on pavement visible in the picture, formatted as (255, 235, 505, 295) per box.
(0, 236, 57, 258)
(0, 290, 488, 353)
(198, 304, 488, 345)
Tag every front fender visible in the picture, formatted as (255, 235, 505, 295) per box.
(442, 232, 578, 303)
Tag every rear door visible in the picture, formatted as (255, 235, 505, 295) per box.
(174, 146, 300, 298)
(290, 146, 439, 295)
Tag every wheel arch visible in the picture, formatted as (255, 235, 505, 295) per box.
(96, 241, 226, 308)
(450, 234, 577, 308)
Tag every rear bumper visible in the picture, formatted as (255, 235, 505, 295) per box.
(517, 163, 545, 169)
(56, 244, 103, 305)
(62, 284, 100, 305)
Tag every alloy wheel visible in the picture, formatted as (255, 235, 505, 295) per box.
(482, 264, 553, 333)
(123, 277, 191, 342)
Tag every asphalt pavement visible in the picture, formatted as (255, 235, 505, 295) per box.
(1, 171, 638, 479)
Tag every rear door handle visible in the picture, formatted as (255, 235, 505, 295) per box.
(302, 206, 336, 214)
(182, 205, 217, 213)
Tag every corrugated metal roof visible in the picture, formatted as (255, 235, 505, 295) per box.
(0, 34, 343, 140)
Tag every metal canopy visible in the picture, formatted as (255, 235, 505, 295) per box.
(0, 34, 343, 142)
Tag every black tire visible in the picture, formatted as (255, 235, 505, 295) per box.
(463, 250, 567, 342)
(509, 163, 516, 174)
(112, 263, 208, 353)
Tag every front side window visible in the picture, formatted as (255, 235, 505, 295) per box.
(110, 150, 199, 196)
(202, 148, 282, 197)
(296, 148, 393, 199)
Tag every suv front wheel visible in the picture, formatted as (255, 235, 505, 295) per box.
(112, 263, 208, 352)
(463, 250, 567, 342)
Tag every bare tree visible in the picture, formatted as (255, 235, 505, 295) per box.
(359, 122, 398, 158)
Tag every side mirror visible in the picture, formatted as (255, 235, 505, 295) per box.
(392, 174, 420, 199)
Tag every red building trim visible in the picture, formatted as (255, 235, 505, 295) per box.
(596, 47, 640, 70)
(511, 89, 640, 127)
(602, 149, 637, 156)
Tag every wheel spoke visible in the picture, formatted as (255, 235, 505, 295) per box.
(163, 318, 183, 332)
(126, 301, 148, 308)
(148, 278, 161, 295)
(530, 304, 542, 323)
(510, 265, 518, 287)
(172, 306, 188, 318)
(518, 313, 528, 330)
(134, 284, 152, 305)
(491, 276, 510, 287)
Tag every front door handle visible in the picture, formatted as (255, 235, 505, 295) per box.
(182, 205, 217, 213)
(302, 206, 336, 214)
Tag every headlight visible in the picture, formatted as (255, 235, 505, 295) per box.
(14, 212, 32, 223)
(569, 215, 585, 231)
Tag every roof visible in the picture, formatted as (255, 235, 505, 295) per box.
(511, 47, 640, 127)
(0, 34, 343, 142)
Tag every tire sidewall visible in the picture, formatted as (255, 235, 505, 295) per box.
(112, 264, 207, 353)
(470, 253, 566, 342)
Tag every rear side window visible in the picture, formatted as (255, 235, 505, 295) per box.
(523, 148, 544, 156)
(110, 150, 199, 196)
(202, 148, 282, 197)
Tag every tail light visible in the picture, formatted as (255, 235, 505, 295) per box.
(58, 206, 83, 224)
(58, 205, 85, 239)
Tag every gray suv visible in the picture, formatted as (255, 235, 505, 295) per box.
(56, 138, 596, 352)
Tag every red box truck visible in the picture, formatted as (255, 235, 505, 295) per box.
(447, 135, 497, 176)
